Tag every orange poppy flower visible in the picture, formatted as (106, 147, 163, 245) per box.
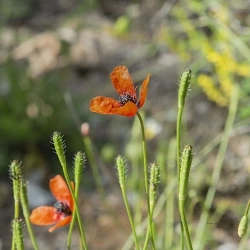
(30, 175, 74, 232)
(90, 66, 150, 117)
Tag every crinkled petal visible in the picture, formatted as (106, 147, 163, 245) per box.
(110, 66, 136, 97)
(48, 216, 72, 232)
(138, 73, 150, 108)
(111, 102, 138, 117)
(30, 206, 60, 225)
(50, 175, 73, 210)
(90, 96, 121, 114)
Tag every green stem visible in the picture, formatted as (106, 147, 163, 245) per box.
(176, 69, 192, 250)
(11, 161, 22, 250)
(121, 185, 140, 250)
(176, 107, 184, 181)
(136, 112, 149, 193)
(136, 112, 156, 250)
(176, 95, 185, 250)
(143, 228, 150, 250)
(122, 180, 176, 250)
(179, 145, 193, 250)
(67, 180, 80, 249)
(12, 197, 20, 250)
(53, 133, 88, 250)
(179, 200, 193, 250)
(245, 199, 250, 215)
(63, 169, 88, 250)
(20, 181, 39, 250)
(193, 85, 239, 249)
(83, 136, 105, 198)
(164, 138, 176, 249)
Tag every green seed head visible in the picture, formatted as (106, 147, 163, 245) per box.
(9, 161, 23, 202)
(115, 155, 127, 189)
(149, 163, 160, 213)
(238, 215, 248, 237)
(12, 218, 24, 250)
(179, 145, 193, 200)
(20, 180, 29, 216)
(9, 160, 23, 181)
(178, 69, 192, 109)
(52, 131, 67, 168)
(73, 152, 86, 186)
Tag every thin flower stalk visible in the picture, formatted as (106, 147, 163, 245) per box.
(53, 132, 88, 250)
(128, 118, 144, 227)
(10, 160, 22, 250)
(136, 112, 156, 250)
(164, 138, 176, 249)
(122, 179, 176, 250)
(20, 181, 39, 250)
(193, 85, 239, 250)
(116, 156, 140, 250)
(177, 69, 192, 181)
(67, 152, 86, 250)
(89, 66, 151, 248)
(179, 145, 193, 250)
(176, 69, 192, 250)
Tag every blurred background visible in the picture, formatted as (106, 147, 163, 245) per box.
(1, 0, 250, 249)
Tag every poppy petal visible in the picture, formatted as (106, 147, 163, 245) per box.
(50, 175, 73, 209)
(30, 206, 61, 225)
(110, 66, 136, 97)
(138, 73, 150, 108)
(48, 216, 72, 232)
(112, 102, 138, 117)
(90, 96, 121, 114)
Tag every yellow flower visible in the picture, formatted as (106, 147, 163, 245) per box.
(236, 64, 250, 77)
(197, 74, 228, 107)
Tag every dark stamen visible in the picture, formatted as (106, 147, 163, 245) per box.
(54, 201, 72, 216)
(118, 93, 139, 107)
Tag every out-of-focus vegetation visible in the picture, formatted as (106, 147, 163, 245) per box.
(0, 0, 249, 177)
(156, 0, 250, 112)
(0, 0, 102, 174)
(1, 1, 250, 248)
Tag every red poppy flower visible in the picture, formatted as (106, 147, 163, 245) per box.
(30, 175, 74, 232)
(90, 66, 150, 117)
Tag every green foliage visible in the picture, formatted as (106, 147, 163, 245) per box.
(0, 59, 84, 173)
(2, 1, 250, 249)
(0, 0, 33, 21)
(158, 0, 250, 112)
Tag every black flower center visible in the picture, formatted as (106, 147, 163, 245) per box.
(118, 93, 139, 107)
(54, 201, 72, 216)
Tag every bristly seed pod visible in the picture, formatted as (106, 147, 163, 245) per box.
(73, 152, 86, 186)
(115, 155, 127, 189)
(179, 145, 193, 201)
(149, 163, 160, 214)
(9, 161, 23, 203)
(178, 69, 192, 109)
(9, 160, 23, 181)
(12, 218, 24, 250)
(52, 131, 67, 169)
